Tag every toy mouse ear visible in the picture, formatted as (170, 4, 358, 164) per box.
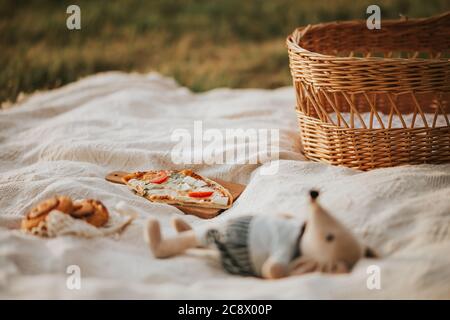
(364, 246, 378, 258)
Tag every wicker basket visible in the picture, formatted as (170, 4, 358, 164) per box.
(287, 12, 450, 170)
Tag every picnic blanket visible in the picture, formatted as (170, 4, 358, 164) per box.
(1, 72, 449, 299)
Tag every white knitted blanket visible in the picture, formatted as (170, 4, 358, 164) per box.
(1, 72, 449, 299)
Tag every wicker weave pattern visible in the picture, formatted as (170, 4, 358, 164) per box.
(287, 12, 450, 170)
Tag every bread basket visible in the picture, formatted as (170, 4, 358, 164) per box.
(287, 12, 450, 170)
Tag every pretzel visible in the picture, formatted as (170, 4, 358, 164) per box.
(21, 196, 110, 232)
(72, 199, 109, 227)
(21, 196, 74, 231)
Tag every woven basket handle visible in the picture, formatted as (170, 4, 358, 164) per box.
(298, 24, 312, 38)
(407, 11, 450, 28)
(423, 11, 450, 23)
(288, 24, 312, 50)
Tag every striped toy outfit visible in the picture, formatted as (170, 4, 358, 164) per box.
(206, 215, 256, 276)
(205, 213, 303, 277)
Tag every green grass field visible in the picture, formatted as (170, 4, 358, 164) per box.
(1, 0, 449, 104)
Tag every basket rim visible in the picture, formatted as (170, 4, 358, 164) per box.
(286, 11, 450, 64)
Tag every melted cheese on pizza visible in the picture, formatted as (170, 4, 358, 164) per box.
(127, 172, 230, 206)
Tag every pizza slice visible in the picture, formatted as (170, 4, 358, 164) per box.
(122, 169, 233, 209)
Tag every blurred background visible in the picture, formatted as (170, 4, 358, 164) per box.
(1, 0, 449, 105)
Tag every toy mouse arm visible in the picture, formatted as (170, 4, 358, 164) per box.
(288, 256, 349, 275)
(259, 216, 301, 279)
(261, 257, 288, 279)
(261, 246, 295, 279)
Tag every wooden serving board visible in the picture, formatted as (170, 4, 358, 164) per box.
(105, 171, 246, 219)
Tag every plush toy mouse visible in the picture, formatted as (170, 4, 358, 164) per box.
(145, 190, 377, 279)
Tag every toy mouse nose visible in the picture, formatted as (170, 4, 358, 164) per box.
(309, 190, 319, 200)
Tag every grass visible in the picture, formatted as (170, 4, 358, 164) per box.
(1, 0, 449, 104)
